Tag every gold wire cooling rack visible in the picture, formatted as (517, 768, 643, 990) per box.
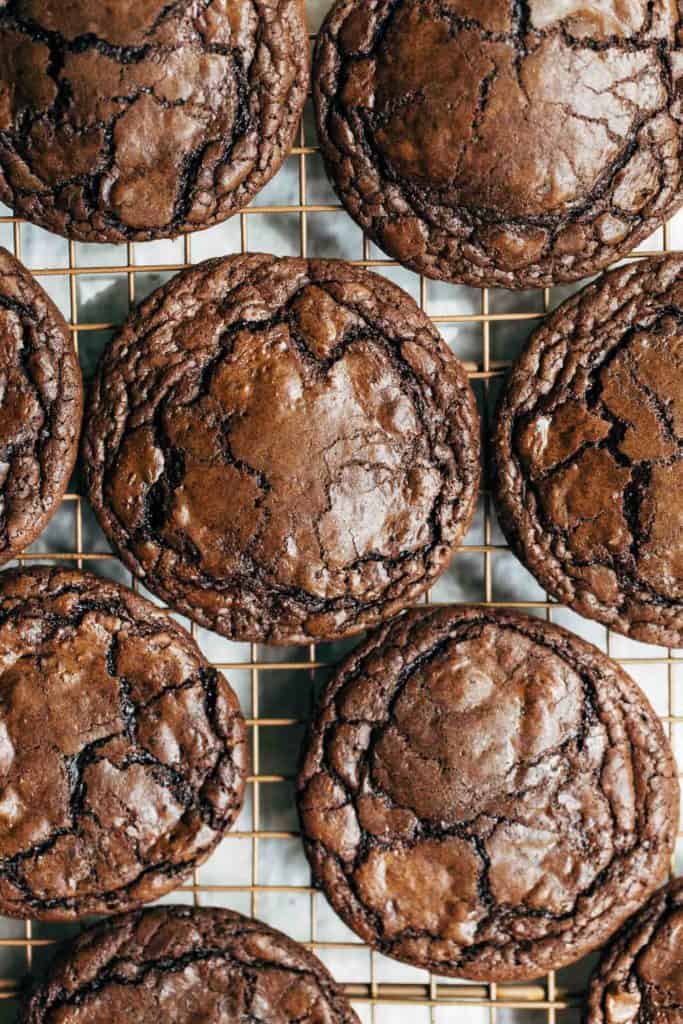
(0, 16, 682, 1024)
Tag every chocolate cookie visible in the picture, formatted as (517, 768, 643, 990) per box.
(297, 607, 679, 981)
(20, 906, 360, 1023)
(314, 1, 683, 289)
(586, 879, 683, 1024)
(0, 247, 82, 561)
(494, 256, 683, 648)
(83, 254, 480, 645)
(0, 1, 309, 243)
(0, 567, 247, 920)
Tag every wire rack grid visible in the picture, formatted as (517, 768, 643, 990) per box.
(0, 2, 683, 1021)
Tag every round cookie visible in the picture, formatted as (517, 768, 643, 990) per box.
(297, 607, 679, 981)
(314, 0, 683, 289)
(0, 1, 309, 243)
(0, 247, 82, 562)
(20, 906, 360, 1023)
(0, 567, 247, 920)
(586, 878, 683, 1024)
(83, 254, 481, 645)
(494, 255, 683, 648)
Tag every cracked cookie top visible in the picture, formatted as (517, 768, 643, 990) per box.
(494, 255, 683, 648)
(20, 906, 360, 1023)
(0, 247, 82, 562)
(0, 0, 309, 243)
(314, 0, 683, 289)
(297, 607, 679, 981)
(83, 254, 481, 645)
(587, 879, 683, 1024)
(0, 568, 247, 920)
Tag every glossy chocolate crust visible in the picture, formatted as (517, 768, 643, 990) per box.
(494, 256, 683, 648)
(314, 0, 683, 289)
(0, 568, 247, 920)
(0, 247, 82, 561)
(297, 607, 679, 981)
(20, 906, 360, 1023)
(83, 254, 481, 645)
(586, 879, 683, 1024)
(0, 0, 309, 243)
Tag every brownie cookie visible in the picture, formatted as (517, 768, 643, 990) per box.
(0, 247, 81, 562)
(83, 254, 480, 645)
(21, 906, 360, 1023)
(0, 0, 308, 243)
(297, 607, 679, 981)
(314, 0, 683, 289)
(494, 256, 683, 648)
(586, 879, 683, 1024)
(0, 567, 247, 920)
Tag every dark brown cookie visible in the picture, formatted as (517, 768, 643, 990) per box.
(297, 607, 679, 981)
(0, 567, 247, 920)
(0, 247, 82, 561)
(314, 1, 683, 289)
(586, 879, 683, 1024)
(83, 254, 481, 645)
(20, 906, 360, 1023)
(0, 1, 309, 243)
(494, 255, 683, 648)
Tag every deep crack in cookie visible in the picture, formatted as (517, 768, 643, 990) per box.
(20, 906, 360, 1022)
(494, 255, 683, 648)
(586, 878, 683, 1024)
(83, 254, 481, 644)
(297, 607, 679, 981)
(0, 568, 247, 920)
(0, 247, 82, 562)
(314, 0, 683, 288)
(0, 0, 309, 242)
